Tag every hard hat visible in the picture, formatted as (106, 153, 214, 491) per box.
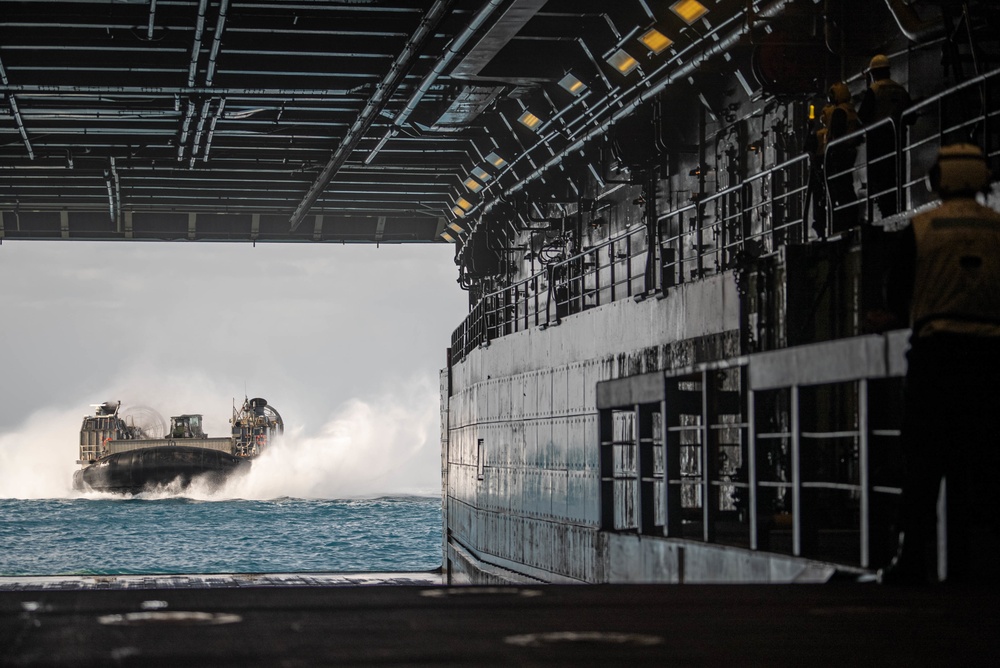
(828, 82, 851, 105)
(928, 143, 992, 197)
(867, 54, 890, 72)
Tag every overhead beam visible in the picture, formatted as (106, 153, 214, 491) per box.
(287, 0, 457, 232)
(0, 55, 35, 159)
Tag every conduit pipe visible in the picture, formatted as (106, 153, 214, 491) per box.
(288, 0, 457, 231)
(178, 0, 209, 162)
(205, 0, 230, 87)
(0, 55, 33, 160)
(1, 85, 357, 97)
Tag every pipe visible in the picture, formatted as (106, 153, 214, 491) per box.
(884, 0, 945, 44)
(205, 0, 231, 87)
(202, 97, 224, 162)
(288, 0, 457, 231)
(187, 0, 209, 87)
(393, 0, 505, 129)
(1, 85, 358, 97)
(178, 0, 209, 162)
(189, 97, 213, 167)
(0, 56, 34, 160)
(147, 0, 157, 40)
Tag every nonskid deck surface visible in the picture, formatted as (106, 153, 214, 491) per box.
(1, 581, 996, 666)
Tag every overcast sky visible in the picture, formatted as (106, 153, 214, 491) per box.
(0, 240, 468, 498)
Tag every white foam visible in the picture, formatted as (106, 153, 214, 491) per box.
(0, 373, 441, 500)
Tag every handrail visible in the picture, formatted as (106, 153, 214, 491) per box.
(452, 67, 1000, 365)
(599, 332, 910, 570)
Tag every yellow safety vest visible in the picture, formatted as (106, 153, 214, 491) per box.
(869, 78, 910, 121)
(911, 198, 1000, 338)
(818, 102, 861, 155)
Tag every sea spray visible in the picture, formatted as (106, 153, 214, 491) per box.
(220, 376, 441, 499)
(0, 373, 441, 500)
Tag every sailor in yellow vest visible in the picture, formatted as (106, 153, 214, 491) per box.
(822, 82, 862, 234)
(859, 54, 912, 218)
(879, 144, 1000, 584)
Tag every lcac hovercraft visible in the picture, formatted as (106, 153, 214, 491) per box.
(73, 397, 283, 494)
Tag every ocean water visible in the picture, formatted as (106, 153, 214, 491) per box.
(0, 496, 442, 576)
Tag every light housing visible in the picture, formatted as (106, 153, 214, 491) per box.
(464, 177, 484, 192)
(671, 0, 708, 25)
(607, 49, 639, 75)
(448, 221, 465, 234)
(558, 73, 587, 96)
(456, 197, 473, 211)
(472, 166, 493, 183)
(639, 28, 673, 55)
(452, 206, 467, 217)
(518, 110, 543, 130)
(440, 231, 456, 242)
(485, 151, 507, 168)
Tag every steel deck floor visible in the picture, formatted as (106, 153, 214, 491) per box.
(2, 580, 997, 666)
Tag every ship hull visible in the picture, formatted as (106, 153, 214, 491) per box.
(73, 446, 250, 494)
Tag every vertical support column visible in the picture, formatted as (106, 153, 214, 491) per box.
(696, 105, 706, 280)
(637, 404, 657, 535)
(702, 370, 718, 543)
(747, 387, 759, 551)
(791, 384, 802, 556)
(858, 378, 871, 568)
(663, 379, 682, 537)
(599, 408, 615, 531)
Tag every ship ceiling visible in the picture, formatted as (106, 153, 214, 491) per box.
(0, 0, 790, 243)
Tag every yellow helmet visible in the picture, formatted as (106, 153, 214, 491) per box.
(867, 54, 890, 72)
(928, 143, 992, 197)
(828, 82, 851, 105)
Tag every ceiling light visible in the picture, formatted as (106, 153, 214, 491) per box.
(607, 49, 639, 75)
(485, 151, 507, 168)
(452, 206, 466, 217)
(465, 177, 483, 192)
(639, 28, 673, 55)
(671, 0, 708, 24)
(440, 231, 456, 242)
(456, 197, 473, 211)
(518, 110, 543, 130)
(448, 221, 466, 234)
(558, 73, 587, 96)
(472, 167, 492, 182)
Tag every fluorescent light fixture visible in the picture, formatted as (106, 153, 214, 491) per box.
(558, 73, 587, 96)
(473, 166, 492, 182)
(440, 231, 456, 242)
(518, 110, 543, 130)
(456, 197, 473, 211)
(607, 49, 639, 75)
(639, 28, 673, 55)
(448, 221, 465, 234)
(671, 0, 708, 24)
(452, 206, 466, 217)
(485, 151, 507, 168)
(465, 177, 483, 192)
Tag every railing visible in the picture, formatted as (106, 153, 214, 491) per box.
(451, 224, 650, 361)
(452, 67, 1000, 364)
(825, 66, 1000, 226)
(599, 333, 908, 570)
(658, 154, 811, 286)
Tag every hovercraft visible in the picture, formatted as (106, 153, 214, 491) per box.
(73, 397, 282, 494)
